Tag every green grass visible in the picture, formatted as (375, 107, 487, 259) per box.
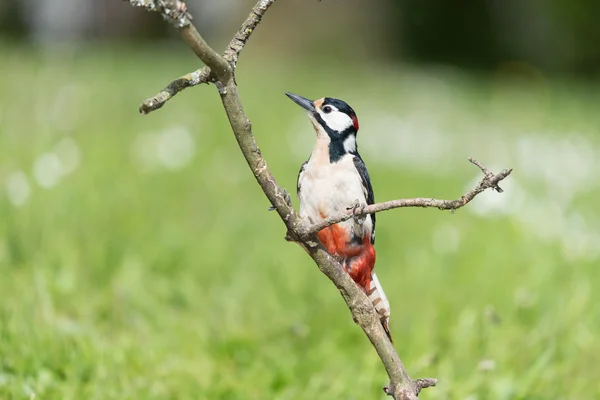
(0, 45, 599, 400)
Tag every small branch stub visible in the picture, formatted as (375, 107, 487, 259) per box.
(468, 157, 507, 193)
(415, 378, 438, 393)
(384, 378, 438, 399)
(139, 69, 212, 114)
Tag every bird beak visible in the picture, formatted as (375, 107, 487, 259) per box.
(285, 92, 316, 113)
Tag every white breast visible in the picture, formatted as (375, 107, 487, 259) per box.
(298, 153, 372, 238)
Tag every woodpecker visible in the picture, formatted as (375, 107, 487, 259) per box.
(286, 92, 392, 341)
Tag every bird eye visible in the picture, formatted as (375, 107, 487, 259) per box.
(323, 106, 332, 114)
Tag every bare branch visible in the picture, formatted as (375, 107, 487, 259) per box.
(222, 0, 277, 68)
(139, 68, 211, 114)
(127, 0, 230, 82)
(467, 156, 507, 192)
(178, 24, 231, 82)
(132, 0, 277, 113)
(300, 159, 512, 238)
(127, 0, 192, 27)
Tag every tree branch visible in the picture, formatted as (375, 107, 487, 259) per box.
(126, 0, 231, 82)
(130, 0, 276, 114)
(127, 0, 192, 28)
(299, 158, 513, 238)
(222, 0, 276, 68)
(139, 69, 211, 114)
(179, 24, 231, 82)
(126, 1, 514, 399)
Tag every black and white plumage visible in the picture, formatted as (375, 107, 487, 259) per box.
(286, 92, 392, 341)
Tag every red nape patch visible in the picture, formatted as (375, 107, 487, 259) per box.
(351, 115, 359, 131)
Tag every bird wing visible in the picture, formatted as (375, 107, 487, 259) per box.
(296, 160, 308, 196)
(353, 154, 376, 244)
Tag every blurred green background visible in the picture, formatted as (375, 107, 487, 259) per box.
(1, 1, 599, 399)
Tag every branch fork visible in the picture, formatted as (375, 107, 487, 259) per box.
(126, 1, 514, 398)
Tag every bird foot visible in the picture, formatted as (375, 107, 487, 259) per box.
(268, 188, 293, 211)
(347, 200, 367, 225)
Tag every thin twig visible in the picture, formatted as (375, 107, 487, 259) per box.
(139, 69, 211, 114)
(222, 0, 277, 68)
(468, 156, 506, 192)
(299, 158, 513, 238)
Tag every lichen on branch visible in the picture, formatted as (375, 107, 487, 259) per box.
(127, 0, 192, 28)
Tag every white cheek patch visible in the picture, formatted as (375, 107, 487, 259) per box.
(343, 136, 356, 153)
(321, 111, 353, 132)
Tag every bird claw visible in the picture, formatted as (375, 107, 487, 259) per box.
(347, 200, 367, 225)
(284, 189, 293, 207)
(268, 188, 293, 211)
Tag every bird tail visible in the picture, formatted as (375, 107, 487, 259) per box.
(368, 272, 392, 342)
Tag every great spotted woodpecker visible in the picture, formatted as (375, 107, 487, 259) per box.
(286, 92, 392, 341)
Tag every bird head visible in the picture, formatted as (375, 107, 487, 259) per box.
(285, 92, 359, 145)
